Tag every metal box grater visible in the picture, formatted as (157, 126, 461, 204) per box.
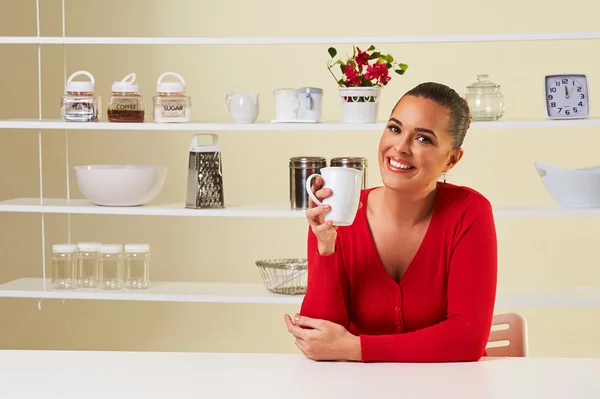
(185, 134, 225, 209)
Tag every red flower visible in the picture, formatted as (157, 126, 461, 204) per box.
(344, 64, 361, 86)
(355, 48, 369, 69)
(364, 61, 387, 82)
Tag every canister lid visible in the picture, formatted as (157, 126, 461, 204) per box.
(125, 243, 150, 253)
(330, 157, 368, 167)
(112, 72, 140, 93)
(298, 87, 323, 95)
(52, 244, 78, 253)
(99, 244, 123, 253)
(77, 242, 102, 252)
(65, 70, 95, 93)
(289, 156, 327, 168)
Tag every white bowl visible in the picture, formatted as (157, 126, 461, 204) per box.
(74, 165, 167, 207)
(535, 162, 600, 208)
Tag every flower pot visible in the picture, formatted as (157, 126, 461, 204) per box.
(339, 87, 381, 123)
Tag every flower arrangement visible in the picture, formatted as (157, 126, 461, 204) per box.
(327, 45, 408, 87)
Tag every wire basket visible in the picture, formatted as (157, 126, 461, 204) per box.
(255, 258, 308, 295)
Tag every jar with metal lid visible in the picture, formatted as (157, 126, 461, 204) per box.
(289, 156, 327, 210)
(52, 244, 78, 289)
(465, 74, 505, 121)
(297, 87, 323, 122)
(124, 243, 151, 289)
(330, 157, 368, 189)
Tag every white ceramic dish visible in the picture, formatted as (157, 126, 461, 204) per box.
(535, 162, 600, 208)
(270, 119, 319, 123)
(74, 165, 167, 207)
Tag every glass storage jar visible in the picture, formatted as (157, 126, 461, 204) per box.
(124, 243, 151, 289)
(61, 70, 100, 122)
(52, 244, 78, 289)
(98, 244, 123, 290)
(465, 74, 505, 121)
(152, 72, 191, 123)
(77, 242, 101, 288)
(107, 72, 145, 122)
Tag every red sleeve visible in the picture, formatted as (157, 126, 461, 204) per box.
(360, 195, 498, 362)
(299, 227, 350, 328)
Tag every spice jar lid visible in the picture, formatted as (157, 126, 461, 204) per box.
(289, 156, 327, 168)
(330, 157, 368, 167)
(99, 244, 123, 253)
(53, 244, 78, 253)
(112, 72, 140, 93)
(77, 242, 102, 252)
(65, 70, 95, 93)
(156, 71, 186, 93)
(125, 243, 150, 253)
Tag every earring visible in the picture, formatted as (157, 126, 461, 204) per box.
(443, 172, 447, 187)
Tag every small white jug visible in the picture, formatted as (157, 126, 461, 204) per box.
(224, 92, 259, 123)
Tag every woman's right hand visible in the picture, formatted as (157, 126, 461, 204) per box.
(306, 175, 337, 256)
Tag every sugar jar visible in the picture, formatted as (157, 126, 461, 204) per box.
(153, 72, 191, 123)
(107, 72, 145, 123)
(61, 71, 100, 122)
(465, 74, 505, 121)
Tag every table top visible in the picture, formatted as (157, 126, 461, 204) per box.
(1, 350, 599, 398)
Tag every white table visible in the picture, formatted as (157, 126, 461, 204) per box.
(1, 350, 599, 398)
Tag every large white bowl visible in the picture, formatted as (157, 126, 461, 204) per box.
(535, 162, 600, 208)
(74, 165, 167, 206)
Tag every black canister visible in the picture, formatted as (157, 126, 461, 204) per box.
(330, 157, 368, 189)
(289, 156, 327, 210)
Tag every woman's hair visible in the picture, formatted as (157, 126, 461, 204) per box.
(400, 82, 471, 149)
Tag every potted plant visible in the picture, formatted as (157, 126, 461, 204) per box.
(327, 45, 408, 123)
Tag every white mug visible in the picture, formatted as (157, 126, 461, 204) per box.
(224, 92, 259, 123)
(274, 89, 299, 121)
(305, 167, 363, 226)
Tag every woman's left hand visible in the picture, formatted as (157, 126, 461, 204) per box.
(284, 314, 361, 361)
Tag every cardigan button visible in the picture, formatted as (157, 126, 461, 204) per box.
(394, 306, 400, 312)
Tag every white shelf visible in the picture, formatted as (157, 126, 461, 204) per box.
(1, 278, 599, 306)
(2, 32, 600, 45)
(2, 118, 600, 131)
(0, 278, 302, 304)
(0, 198, 305, 218)
(0, 198, 599, 218)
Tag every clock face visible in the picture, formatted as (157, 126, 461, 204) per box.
(545, 74, 589, 118)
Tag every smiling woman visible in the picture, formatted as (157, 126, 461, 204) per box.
(285, 82, 498, 363)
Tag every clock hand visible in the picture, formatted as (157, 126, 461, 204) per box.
(564, 85, 569, 99)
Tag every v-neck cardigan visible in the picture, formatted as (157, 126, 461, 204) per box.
(299, 183, 498, 363)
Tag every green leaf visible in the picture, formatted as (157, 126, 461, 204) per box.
(386, 62, 392, 69)
(335, 59, 345, 65)
(395, 69, 406, 75)
(398, 63, 408, 70)
(338, 78, 347, 87)
(367, 45, 376, 51)
(368, 51, 380, 60)
(328, 47, 337, 58)
(385, 54, 394, 63)
(340, 64, 346, 74)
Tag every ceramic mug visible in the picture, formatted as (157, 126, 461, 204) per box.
(224, 92, 259, 123)
(305, 167, 363, 226)
(273, 89, 299, 121)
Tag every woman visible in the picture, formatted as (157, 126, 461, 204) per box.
(284, 82, 497, 363)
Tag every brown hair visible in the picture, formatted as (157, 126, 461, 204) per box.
(399, 82, 471, 149)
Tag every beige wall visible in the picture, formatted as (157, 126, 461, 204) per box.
(1, 0, 600, 356)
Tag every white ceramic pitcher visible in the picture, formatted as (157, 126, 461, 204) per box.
(224, 92, 259, 123)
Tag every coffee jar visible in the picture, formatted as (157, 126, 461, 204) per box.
(289, 156, 327, 210)
(330, 157, 368, 189)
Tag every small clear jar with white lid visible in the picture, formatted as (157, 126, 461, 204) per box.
(124, 243, 151, 289)
(152, 72, 191, 123)
(52, 244, 78, 289)
(107, 72, 145, 123)
(98, 244, 123, 290)
(77, 242, 101, 288)
(61, 70, 100, 122)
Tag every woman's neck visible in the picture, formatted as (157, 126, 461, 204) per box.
(379, 181, 439, 226)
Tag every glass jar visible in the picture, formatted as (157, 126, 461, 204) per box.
(107, 72, 145, 123)
(124, 243, 151, 289)
(52, 244, 78, 289)
(465, 74, 505, 121)
(98, 244, 123, 290)
(77, 242, 101, 288)
(61, 70, 100, 122)
(152, 72, 191, 123)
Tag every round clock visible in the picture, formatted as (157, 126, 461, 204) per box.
(544, 74, 590, 119)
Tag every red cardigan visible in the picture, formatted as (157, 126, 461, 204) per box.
(299, 183, 498, 363)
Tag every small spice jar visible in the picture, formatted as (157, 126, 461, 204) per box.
(97, 244, 123, 290)
(107, 73, 145, 123)
(77, 242, 101, 288)
(61, 70, 100, 122)
(52, 244, 78, 289)
(124, 243, 151, 289)
(153, 72, 191, 123)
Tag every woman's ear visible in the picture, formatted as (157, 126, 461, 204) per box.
(444, 148, 464, 172)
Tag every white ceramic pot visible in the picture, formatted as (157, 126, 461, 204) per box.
(535, 162, 600, 208)
(74, 165, 167, 206)
(339, 87, 381, 123)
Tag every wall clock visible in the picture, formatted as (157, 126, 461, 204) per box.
(544, 74, 589, 119)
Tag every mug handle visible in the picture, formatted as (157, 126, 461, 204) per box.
(305, 173, 323, 206)
(223, 94, 232, 116)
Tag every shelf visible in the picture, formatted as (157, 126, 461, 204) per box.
(1, 278, 600, 306)
(2, 118, 600, 131)
(0, 198, 305, 218)
(1, 198, 600, 218)
(2, 32, 600, 45)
